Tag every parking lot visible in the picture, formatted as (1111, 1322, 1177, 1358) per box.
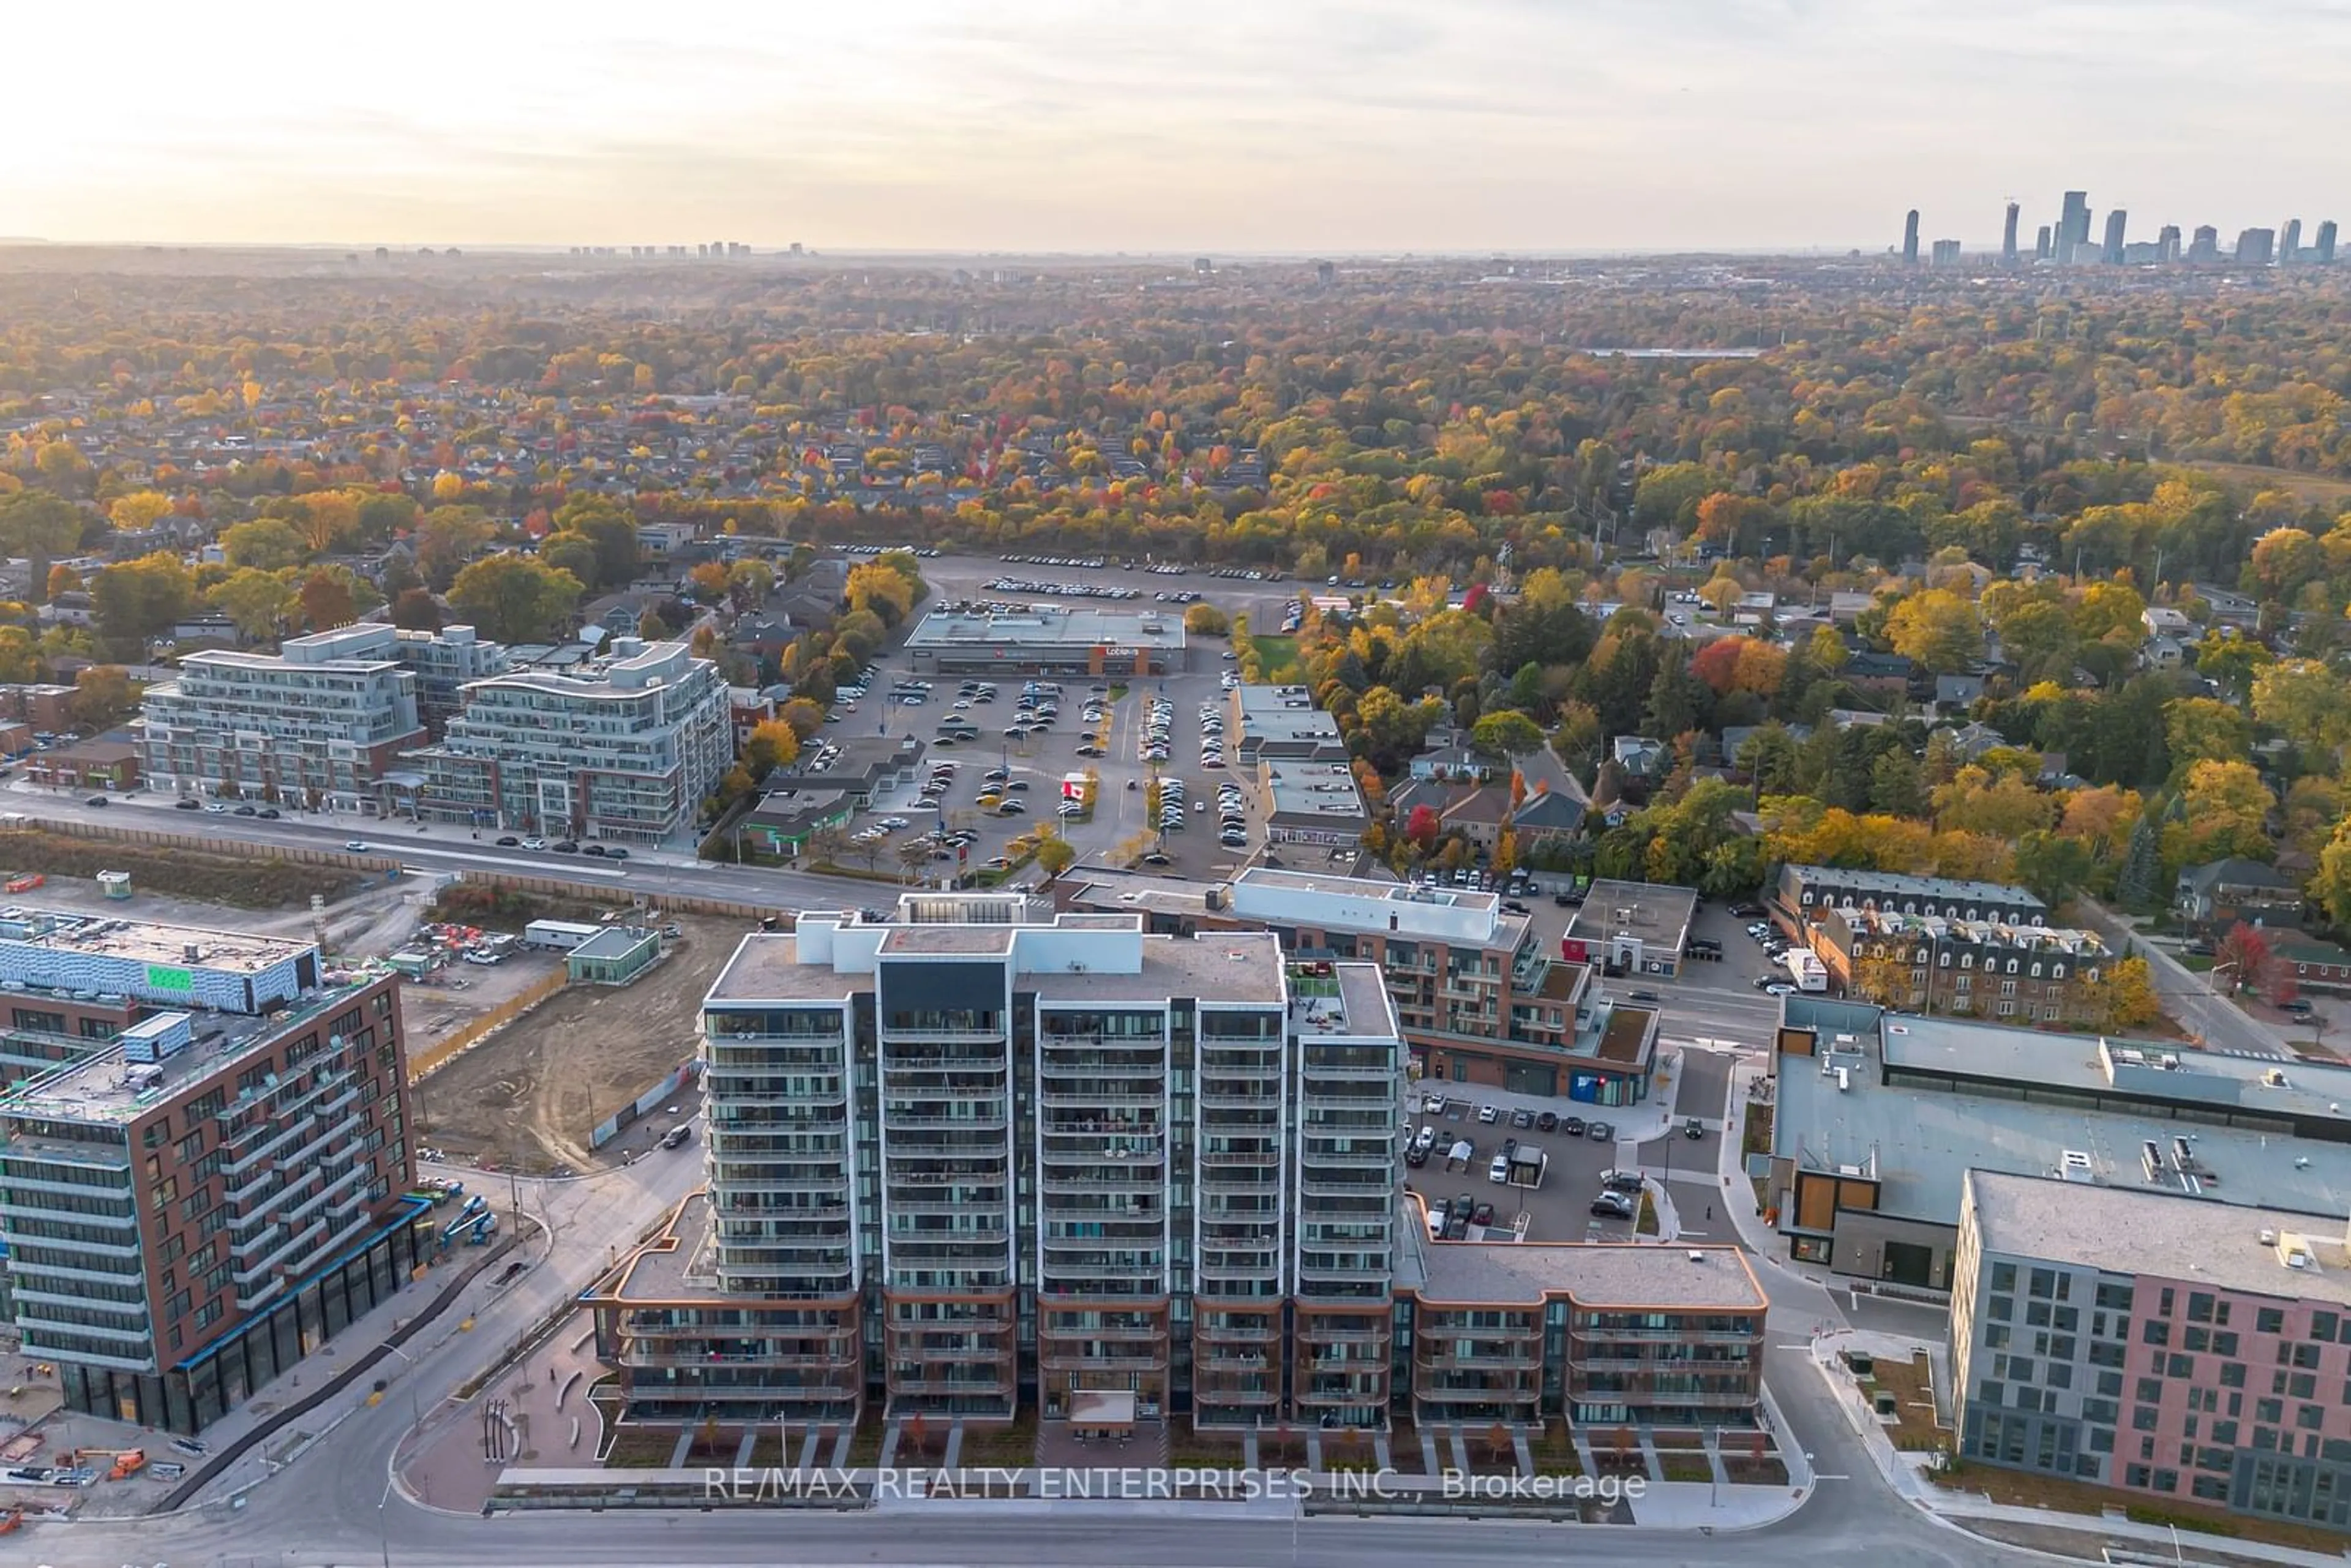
(814, 555, 1310, 886)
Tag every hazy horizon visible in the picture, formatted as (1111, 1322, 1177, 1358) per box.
(15, 0, 2349, 254)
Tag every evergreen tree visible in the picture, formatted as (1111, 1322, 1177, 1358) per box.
(2117, 814, 2164, 911)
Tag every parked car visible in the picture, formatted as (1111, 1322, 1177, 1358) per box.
(1586, 1120, 1614, 1141)
(1589, 1193, 1635, 1219)
(1534, 1110, 1559, 1133)
(1600, 1169, 1644, 1195)
(1510, 1107, 1534, 1129)
(1469, 1201, 1496, 1228)
(174, 797, 201, 809)
(495, 835, 520, 847)
(552, 840, 580, 853)
(257, 807, 280, 819)
(85, 795, 109, 807)
(231, 803, 258, 816)
(522, 837, 547, 851)
(1562, 1116, 1586, 1136)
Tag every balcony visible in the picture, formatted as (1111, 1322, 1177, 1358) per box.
(0, 1197, 136, 1229)
(1196, 1149, 1280, 1167)
(1194, 1320, 1281, 1343)
(1416, 1349, 1538, 1371)
(1041, 1320, 1162, 1341)
(1570, 1382, 1758, 1410)
(1299, 1061, 1398, 1080)
(888, 1375, 1015, 1396)
(880, 1026, 1008, 1045)
(1037, 1174, 1160, 1194)
(1296, 1325, 1389, 1346)
(1197, 1086, 1281, 1109)
(1040, 1351, 1164, 1373)
(883, 1108, 1010, 1131)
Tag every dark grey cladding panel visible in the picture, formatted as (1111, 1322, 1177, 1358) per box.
(878, 959, 1005, 1022)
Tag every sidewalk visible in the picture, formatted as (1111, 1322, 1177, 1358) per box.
(399, 1310, 610, 1515)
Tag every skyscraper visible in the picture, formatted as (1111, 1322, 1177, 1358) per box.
(2001, 202, 2020, 265)
(1931, 239, 1962, 268)
(2281, 218, 2303, 264)
(1902, 209, 1920, 266)
(2236, 228, 2277, 266)
(2058, 190, 2091, 257)
(2189, 225, 2220, 263)
(2157, 224, 2181, 263)
(2035, 224, 2053, 261)
(2318, 220, 2339, 266)
(2101, 209, 2128, 264)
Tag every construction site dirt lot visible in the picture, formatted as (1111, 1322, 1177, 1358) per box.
(411, 913, 750, 1176)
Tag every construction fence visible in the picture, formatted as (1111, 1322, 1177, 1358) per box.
(404, 968, 569, 1083)
(453, 869, 781, 923)
(591, 1060, 699, 1150)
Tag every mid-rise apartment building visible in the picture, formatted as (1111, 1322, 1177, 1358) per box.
(1955, 1170, 2351, 1529)
(587, 893, 1404, 1432)
(400, 637, 730, 844)
(1400, 1231, 1768, 1430)
(394, 623, 511, 732)
(1815, 907, 2110, 1025)
(1226, 867, 1659, 1105)
(140, 623, 430, 811)
(0, 917, 416, 1434)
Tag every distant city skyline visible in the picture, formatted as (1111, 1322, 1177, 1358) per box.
(9, 2, 2351, 253)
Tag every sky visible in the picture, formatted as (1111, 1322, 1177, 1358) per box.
(13, 0, 2350, 254)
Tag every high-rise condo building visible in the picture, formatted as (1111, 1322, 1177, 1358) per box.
(2317, 220, 2339, 265)
(588, 895, 1766, 1440)
(2001, 203, 2020, 264)
(2101, 209, 2128, 264)
(2282, 218, 2304, 263)
(1902, 210, 1920, 266)
(2237, 228, 2278, 266)
(2058, 191, 2091, 258)
(2157, 225, 2182, 263)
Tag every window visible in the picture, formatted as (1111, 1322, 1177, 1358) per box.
(2259, 1307, 2285, 1334)
(2259, 1398, 2285, 1423)
(2221, 1362, 2247, 1389)
(2136, 1376, 2164, 1403)
(2151, 1469, 2179, 1493)
(2143, 1321, 2170, 1347)
(2315, 1311, 2340, 1341)
(2133, 1405, 2160, 1431)
(2299, 1405, 2326, 1431)
(2188, 1293, 2215, 1323)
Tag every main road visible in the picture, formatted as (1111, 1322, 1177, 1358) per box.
(7, 784, 880, 916)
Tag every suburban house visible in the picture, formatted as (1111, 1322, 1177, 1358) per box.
(1610, 734, 1668, 782)
(2175, 857, 2304, 933)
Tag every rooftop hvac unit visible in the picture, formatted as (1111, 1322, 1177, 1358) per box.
(1834, 1067, 1849, 1093)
